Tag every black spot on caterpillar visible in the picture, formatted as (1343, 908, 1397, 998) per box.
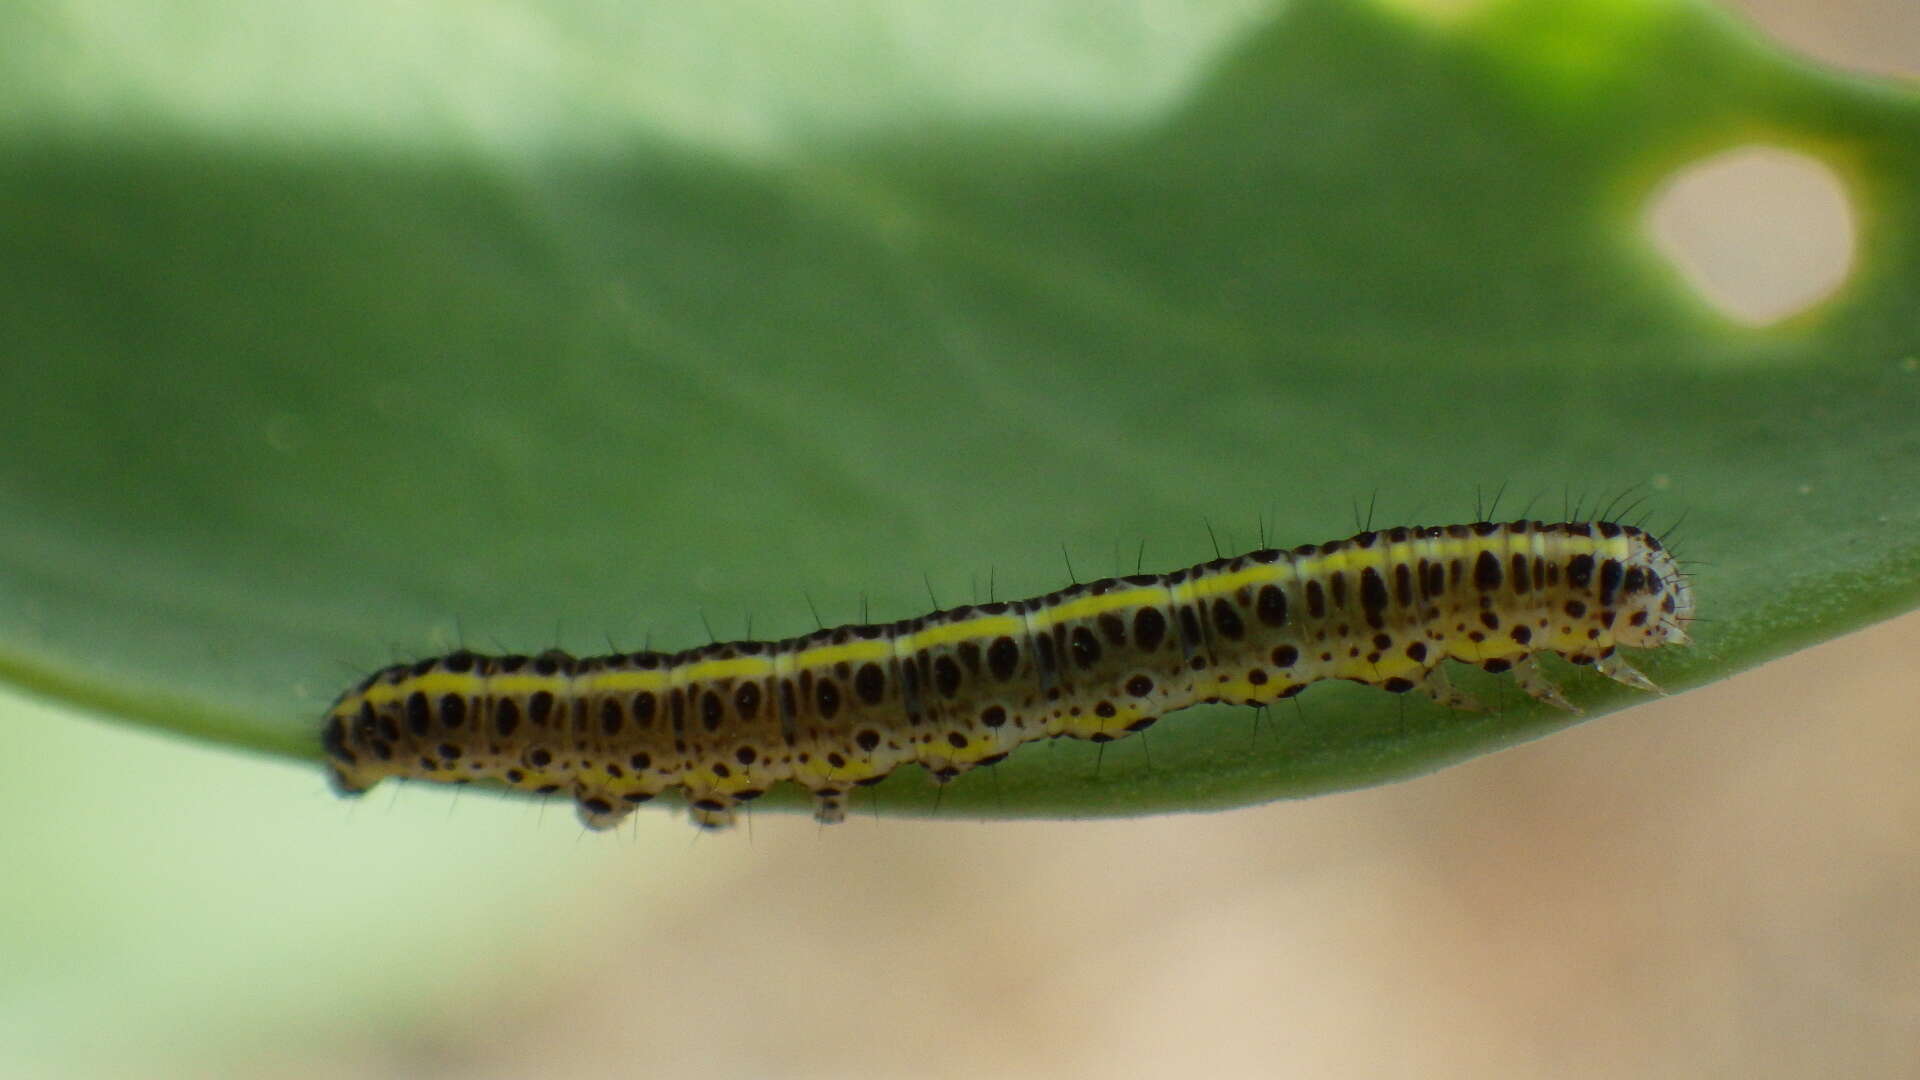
(322, 520, 1694, 830)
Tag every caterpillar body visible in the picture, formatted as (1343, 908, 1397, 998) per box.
(322, 520, 1694, 830)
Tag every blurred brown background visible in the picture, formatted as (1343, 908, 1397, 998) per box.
(4, 2, 1916, 1077)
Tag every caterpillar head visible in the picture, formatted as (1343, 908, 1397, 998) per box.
(1611, 529, 1694, 650)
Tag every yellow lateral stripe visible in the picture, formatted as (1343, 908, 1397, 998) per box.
(1349, 550, 1388, 572)
(682, 656, 777, 682)
(795, 639, 894, 669)
(488, 675, 573, 695)
(1187, 562, 1292, 599)
(1167, 578, 1198, 606)
(1188, 553, 1378, 602)
(1182, 553, 1320, 595)
(1041, 586, 1179, 624)
(359, 673, 473, 704)
(588, 670, 671, 694)
(1018, 605, 1046, 655)
(901, 615, 1025, 651)
(1300, 550, 1349, 576)
(363, 672, 574, 704)
(1386, 540, 1418, 570)
(1550, 535, 1596, 556)
(348, 532, 1646, 712)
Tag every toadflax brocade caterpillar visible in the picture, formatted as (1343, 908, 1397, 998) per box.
(322, 519, 1694, 830)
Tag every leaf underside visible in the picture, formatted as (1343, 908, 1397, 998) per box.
(2, 0, 1917, 821)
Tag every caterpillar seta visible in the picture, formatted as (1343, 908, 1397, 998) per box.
(322, 519, 1694, 830)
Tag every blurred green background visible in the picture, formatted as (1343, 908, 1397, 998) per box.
(3, 0, 1919, 1076)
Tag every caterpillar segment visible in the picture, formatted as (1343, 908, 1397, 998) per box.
(321, 520, 1694, 830)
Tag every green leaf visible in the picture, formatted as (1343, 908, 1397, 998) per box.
(3, 0, 1917, 824)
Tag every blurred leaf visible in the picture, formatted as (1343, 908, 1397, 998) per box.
(2, 0, 1917, 821)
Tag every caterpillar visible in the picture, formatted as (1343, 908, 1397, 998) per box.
(321, 520, 1694, 830)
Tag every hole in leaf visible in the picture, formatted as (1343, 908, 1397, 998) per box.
(1646, 146, 1855, 327)
(1729, 0, 1920, 81)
